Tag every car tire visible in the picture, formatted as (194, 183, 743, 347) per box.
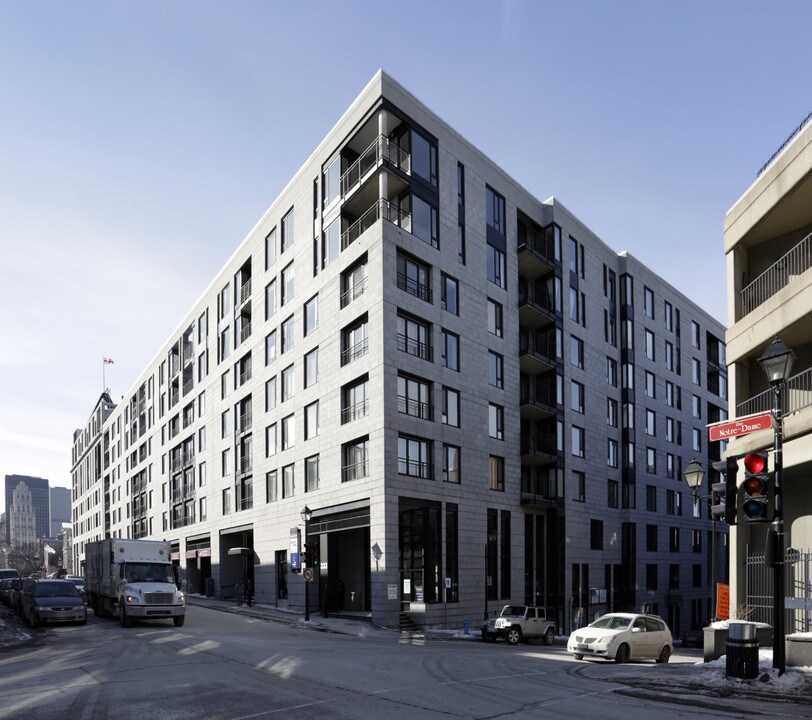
(573, 653, 584, 660)
(507, 627, 522, 645)
(614, 643, 630, 664)
(173, 616, 185, 627)
(543, 628, 555, 646)
(657, 646, 671, 664)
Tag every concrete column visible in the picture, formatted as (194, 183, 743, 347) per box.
(378, 110, 389, 203)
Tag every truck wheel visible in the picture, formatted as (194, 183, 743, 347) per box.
(173, 616, 185, 627)
(120, 605, 132, 628)
(543, 628, 555, 646)
(507, 627, 522, 645)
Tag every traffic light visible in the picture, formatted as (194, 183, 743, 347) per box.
(711, 456, 738, 525)
(741, 451, 771, 522)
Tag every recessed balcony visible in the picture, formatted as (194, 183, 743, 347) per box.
(519, 329, 556, 375)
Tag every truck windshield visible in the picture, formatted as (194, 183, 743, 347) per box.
(124, 564, 174, 583)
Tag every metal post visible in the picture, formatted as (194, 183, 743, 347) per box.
(483, 542, 488, 621)
(773, 381, 786, 674)
(711, 515, 717, 621)
(304, 519, 310, 622)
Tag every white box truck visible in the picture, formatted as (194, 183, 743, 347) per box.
(85, 539, 186, 627)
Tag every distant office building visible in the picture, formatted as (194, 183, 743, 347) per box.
(4, 474, 50, 547)
(723, 113, 812, 629)
(49, 486, 71, 536)
(72, 71, 726, 633)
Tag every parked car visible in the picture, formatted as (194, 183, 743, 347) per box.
(0, 568, 20, 581)
(567, 613, 673, 664)
(680, 622, 706, 648)
(65, 576, 87, 604)
(10, 577, 36, 616)
(21, 579, 87, 627)
(0, 578, 15, 607)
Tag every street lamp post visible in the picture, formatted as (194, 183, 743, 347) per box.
(683, 458, 717, 621)
(301, 505, 312, 622)
(757, 335, 795, 676)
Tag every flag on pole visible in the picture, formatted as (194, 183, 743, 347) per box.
(103, 357, 114, 364)
(44, 545, 55, 555)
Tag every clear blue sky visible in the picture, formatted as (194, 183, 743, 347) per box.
(1, 0, 810, 507)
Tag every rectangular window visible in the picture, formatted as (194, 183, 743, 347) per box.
(571, 380, 585, 413)
(664, 301, 673, 331)
(281, 364, 294, 402)
(646, 485, 657, 512)
(608, 439, 619, 468)
(489, 455, 505, 491)
(692, 358, 701, 385)
(281, 208, 294, 254)
(304, 348, 318, 388)
(691, 320, 701, 349)
(692, 394, 701, 419)
(488, 403, 504, 440)
(608, 479, 619, 508)
(265, 331, 277, 366)
(341, 257, 367, 308)
(442, 386, 460, 427)
(646, 524, 658, 552)
(341, 376, 368, 424)
(607, 357, 618, 387)
(397, 252, 432, 303)
(645, 371, 656, 398)
(411, 130, 438, 186)
(441, 274, 459, 315)
(486, 244, 506, 288)
(342, 437, 368, 482)
(665, 341, 674, 371)
(666, 381, 675, 407)
(692, 428, 701, 452)
(305, 455, 319, 493)
(666, 453, 675, 479)
(644, 286, 654, 319)
(410, 195, 439, 248)
(571, 426, 585, 458)
(487, 299, 503, 337)
(342, 314, 369, 364)
(396, 312, 430, 362)
(265, 279, 277, 321)
(607, 398, 618, 427)
(486, 186, 505, 236)
(441, 329, 460, 371)
(264, 227, 276, 271)
(282, 464, 294, 498)
(265, 376, 277, 411)
(222, 487, 231, 515)
(573, 470, 586, 502)
(304, 401, 319, 440)
(398, 373, 433, 421)
(265, 424, 277, 457)
(304, 295, 318, 336)
(646, 409, 656, 436)
(266, 470, 277, 503)
(645, 329, 655, 361)
(670, 527, 680, 552)
(591, 519, 604, 550)
(646, 447, 656, 474)
(398, 434, 432, 479)
(281, 315, 295, 353)
(488, 351, 503, 388)
(443, 444, 460, 484)
(281, 262, 294, 306)
(571, 336, 584, 369)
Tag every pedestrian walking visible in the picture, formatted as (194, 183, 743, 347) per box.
(245, 579, 253, 607)
(235, 580, 244, 606)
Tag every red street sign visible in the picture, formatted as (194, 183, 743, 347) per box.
(708, 412, 773, 442)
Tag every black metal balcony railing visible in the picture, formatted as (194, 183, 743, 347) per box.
(238, 411, 252, 434)
(340, 135, 411, 197)
(341, 338, 369, 365)
(740, 230, 812, 317)
(237, 457, 252, 475)
(519, 329, 556, 363)
(342, 457, 369, 482)
(397, 333, 432, 362)
(520, 429, 557, 457)
(397, 272, 433, 303)
(517, 222, 557, 265)
(520, 380, 557, 408)
(398, 459, 433, 479)
(397, 396, 434, 421)
(341, 199, 411, 251)
(239, 321, 252, 345)
(736, 366, 812, 417)
(341, 398, 369, 424)
(518, 283, 556, 316)
(340, 276, 368, 308)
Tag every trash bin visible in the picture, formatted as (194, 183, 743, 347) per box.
(726, 621, 758, 679)
(205, 577, 214, 597)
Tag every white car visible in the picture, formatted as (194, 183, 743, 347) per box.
(567, 613, 673, 663)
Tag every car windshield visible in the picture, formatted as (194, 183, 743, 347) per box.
(590, 615, 631, 630)
(499, 606, 526, 617)
(34, 582, 78, 598)
(124, 564, 174, 583)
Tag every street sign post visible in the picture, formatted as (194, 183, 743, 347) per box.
(708, 412, 773, 442)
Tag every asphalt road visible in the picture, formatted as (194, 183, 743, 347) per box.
(0, 604, 808, 720)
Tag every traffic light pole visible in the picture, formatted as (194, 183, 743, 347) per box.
(772, 381, 786, 675)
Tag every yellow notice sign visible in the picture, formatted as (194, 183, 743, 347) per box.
(717, 583, 730, 620)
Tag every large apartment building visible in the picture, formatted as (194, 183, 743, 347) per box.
(724, 113, 812, 630)
(71, 71, 726, 633)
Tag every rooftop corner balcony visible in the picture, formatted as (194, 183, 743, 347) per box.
(739, 230, 812, 319)
(341, 198, 411, 252)
(517, 221, 558, 281)
(340, 134, 410, 199)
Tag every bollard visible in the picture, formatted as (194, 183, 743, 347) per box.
(463, 619, 470, 635)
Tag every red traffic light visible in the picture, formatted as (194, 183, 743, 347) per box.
(743, 453, 767, 474)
